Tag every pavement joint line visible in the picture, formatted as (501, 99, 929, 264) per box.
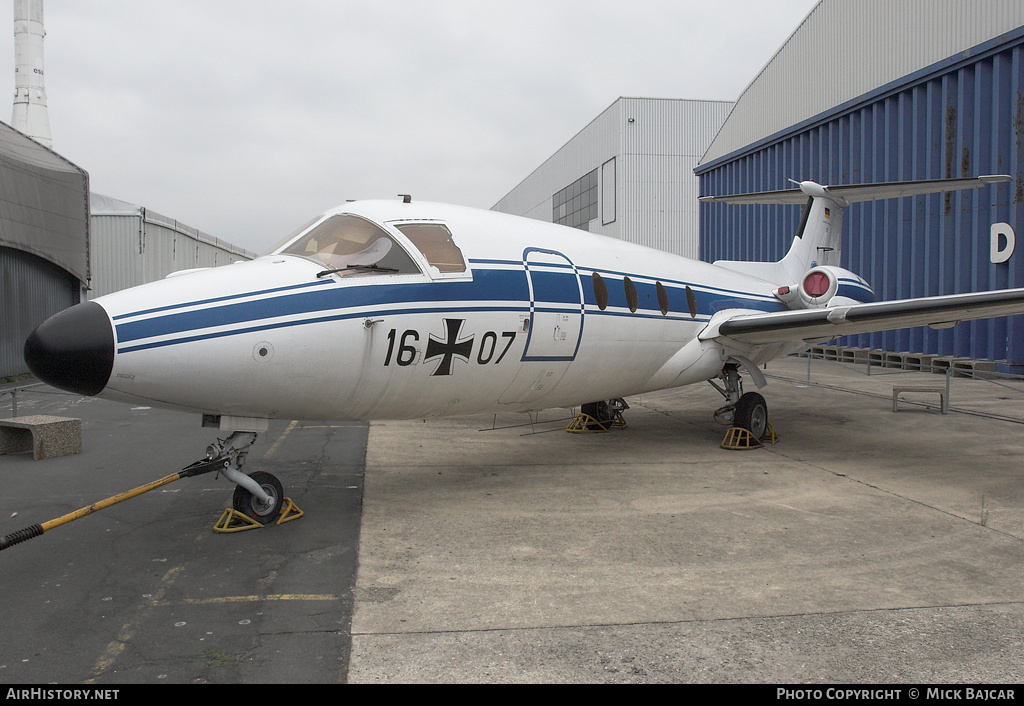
(153, 594, 340, 606)
(350, 599, 1024, 638)
(764, 448, 1024, 542)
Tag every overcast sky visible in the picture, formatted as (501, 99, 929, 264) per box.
(0, 0, 819, 253)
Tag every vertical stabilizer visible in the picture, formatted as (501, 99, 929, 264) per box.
(776, 186, 845, 284)
(701, 176, 1012, 286)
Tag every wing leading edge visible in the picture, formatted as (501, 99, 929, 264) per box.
(709, 288, 1024, 345)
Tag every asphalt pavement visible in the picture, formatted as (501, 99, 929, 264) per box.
(3, 354, 1024, 684)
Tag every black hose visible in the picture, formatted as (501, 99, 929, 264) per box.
(0, 524, 43, 551)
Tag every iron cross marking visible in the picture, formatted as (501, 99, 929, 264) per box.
(425, 318, 474, 376)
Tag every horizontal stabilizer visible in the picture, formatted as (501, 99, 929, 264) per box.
(712, 288, 1024, 345)
(699, 175, 1013, 206)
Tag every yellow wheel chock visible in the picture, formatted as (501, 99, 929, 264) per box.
(567, 411, 627, 433)
(721, 423, 778, 450)
(213, 497, 304, 533)
(276, 497, 304, 524)
(214, 508, 264, 533)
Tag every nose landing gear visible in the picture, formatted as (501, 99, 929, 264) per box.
(232, 470, 284, 524)
(0, 428, 304, 552)
(190, 431, 303, 530)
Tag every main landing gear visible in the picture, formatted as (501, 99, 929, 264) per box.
(709, 364, 776, 448)
(568, 398, 629, 432)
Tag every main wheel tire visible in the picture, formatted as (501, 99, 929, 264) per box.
(232, 471, 284, 524)
(733, 392, 768, 440)
(581, 401, 610, 430)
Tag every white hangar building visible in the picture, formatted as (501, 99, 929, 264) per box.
(494, 0, 1024, 369)
(493, 98, 733, 260)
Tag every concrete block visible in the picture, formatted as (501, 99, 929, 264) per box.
(902, 353, 935, 372)
(840, 348, 862, 364)
(951, 359, 997, 378)
(852, 348, 878, 364)
(0, 415, 82, 460)
(884, 352, 909, 369)
(930, 357, 965, 374)
(892, 385, 948, 414)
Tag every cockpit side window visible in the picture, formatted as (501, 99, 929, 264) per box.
(394, 223, 467, 274)
(263, 216, 322, 256)
(279, 214, 420, 276)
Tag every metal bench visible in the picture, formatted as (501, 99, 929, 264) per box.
(0, 415, 82, 460)
(892, 386, 948, 414)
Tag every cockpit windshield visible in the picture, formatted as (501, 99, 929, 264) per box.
(276, 214, 420, 277)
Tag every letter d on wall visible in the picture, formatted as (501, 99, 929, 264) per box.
(991, 222, 1015, 264)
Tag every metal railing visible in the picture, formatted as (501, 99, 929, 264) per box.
(782, 346, 1024, 423)
(1, 382, 48, 418)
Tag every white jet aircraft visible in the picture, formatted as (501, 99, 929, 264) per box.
(23, 175, 1024, 523)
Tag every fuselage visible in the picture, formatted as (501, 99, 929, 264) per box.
(28, 200, 795, 421)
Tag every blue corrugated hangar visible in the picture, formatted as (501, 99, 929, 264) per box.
(496, 0, 1024, 370)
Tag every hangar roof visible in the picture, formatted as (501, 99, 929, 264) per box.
(700, 0, 1024, 169)
(0, 121, 89, 282)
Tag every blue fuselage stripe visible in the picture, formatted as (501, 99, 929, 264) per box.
(113, 265, 786, 353)
(116, 269, 530, 344)
(111, 279, 335, 321)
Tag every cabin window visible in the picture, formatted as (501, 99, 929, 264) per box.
(279, 214, 419, 276)
(623, 276, 638, 313)
(394, 223, 467, 273)
(592, 272, 608, 310)
(656, 281, 670, 316)
(685, 285, 698, 319)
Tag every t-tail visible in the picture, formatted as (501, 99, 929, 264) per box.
(701, 175, 1013, 311)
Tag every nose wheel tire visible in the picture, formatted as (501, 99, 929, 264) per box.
(733, 392, 768, 441)
(232, 471, 284, 524)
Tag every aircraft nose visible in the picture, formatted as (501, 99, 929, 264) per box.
(23, 301, 115, 396)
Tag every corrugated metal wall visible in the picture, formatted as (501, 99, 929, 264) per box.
(704, 0, 1024, 166)
(619, 99, 732, 257)
(698, 27, 1024, 365)
(1, 245, 77, 378)
(89, 203, 255, 299)
(0, 123, 89, 378)
(0, 123, 90, 285)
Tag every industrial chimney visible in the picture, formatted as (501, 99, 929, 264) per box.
(12, 0, 51, 148)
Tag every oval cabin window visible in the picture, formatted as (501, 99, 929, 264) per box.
(656, 281, 670, 316)
(623, 276, 638, 313)
(592, 272, 609, 310)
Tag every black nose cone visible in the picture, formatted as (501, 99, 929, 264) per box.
(24, 301, 115, 396)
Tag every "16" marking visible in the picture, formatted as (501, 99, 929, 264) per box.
(384, 329, 517, 367)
